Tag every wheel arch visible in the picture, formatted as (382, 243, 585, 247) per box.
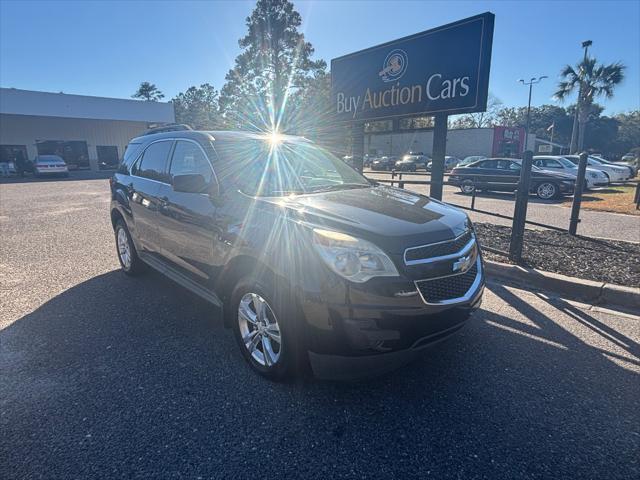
(110, 207, 125, 230)
(216, 254, 286, 327)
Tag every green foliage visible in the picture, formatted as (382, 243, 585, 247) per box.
(555, 58, 626, 105)
(611, 110, 640, 156)
(132, 82, 164, 102)
(496, 104, 574, 145)
(218, 0, 326, 130)
(172, 84, 219, 129)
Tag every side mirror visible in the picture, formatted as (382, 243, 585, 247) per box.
(172, 174, 208, 193)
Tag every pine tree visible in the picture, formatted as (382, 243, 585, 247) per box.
(132, 82, 164, 102)
(218, 0, 326, 131)
(173, 84, 219, 129)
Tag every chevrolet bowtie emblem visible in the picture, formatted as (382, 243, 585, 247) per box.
(453, 254, 473, 273)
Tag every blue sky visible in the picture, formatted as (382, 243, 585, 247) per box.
(0, 0, 638, 114)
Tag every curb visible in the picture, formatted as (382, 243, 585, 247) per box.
(485, 260, 640, 312)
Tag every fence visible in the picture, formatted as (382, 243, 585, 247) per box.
(364, 152, 640, 262)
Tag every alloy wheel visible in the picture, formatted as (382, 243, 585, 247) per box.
(460, 180, 475, 194)
(238, 293, 282, 367)
(117, 227, 132, 270)
(537, 182, 556, 200)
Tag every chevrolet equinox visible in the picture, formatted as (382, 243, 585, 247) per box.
(110, 128, 484, 380)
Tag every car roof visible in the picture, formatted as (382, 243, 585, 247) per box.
(130, 129, 311, 145)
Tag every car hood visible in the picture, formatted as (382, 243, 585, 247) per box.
(255, 185, 469, 254)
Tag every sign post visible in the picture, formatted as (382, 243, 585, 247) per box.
(331, 12, 494, 193)
(430, 114, 448, 200)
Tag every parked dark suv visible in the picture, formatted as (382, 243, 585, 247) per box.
(110, 129, 484, 380)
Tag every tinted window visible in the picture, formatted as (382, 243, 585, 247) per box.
(544, 159, 562, 168)
(496, 160, 511, 170)
(133, 141, 172, 182)
(169, 141, 213, 184)
(118, 142, 142, 174)
(479, 160, 497, 169)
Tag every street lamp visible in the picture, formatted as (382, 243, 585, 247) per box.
(519, 76, 548, 152)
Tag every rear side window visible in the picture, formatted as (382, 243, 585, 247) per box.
(168, 141, 214, 185)
(132, 141, 172, 183)
(118, 142, 142, 174)
(479, 160, 497, 169)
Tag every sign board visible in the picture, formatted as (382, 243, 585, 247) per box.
(331, 12, 494, 122)
(492, 126, 525, 157)
(538, 144, 553, 153)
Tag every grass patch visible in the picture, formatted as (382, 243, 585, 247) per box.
(561, 184, 639, 215)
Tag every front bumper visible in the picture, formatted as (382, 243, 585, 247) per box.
(309, 318, 471, 380)
(35, 167, 68, 175)
(300, 253, 485, 380)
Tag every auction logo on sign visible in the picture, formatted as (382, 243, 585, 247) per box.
(379, 49, 408, 82)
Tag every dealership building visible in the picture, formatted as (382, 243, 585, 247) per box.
(365, 125, 537, 159)
(0, 88, 175, 170)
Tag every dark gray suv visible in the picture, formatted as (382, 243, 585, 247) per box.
(110, 128, 484, 380)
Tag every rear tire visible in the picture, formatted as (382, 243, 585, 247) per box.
(231, 275, 305, 381)
(114, 220, 145, 276)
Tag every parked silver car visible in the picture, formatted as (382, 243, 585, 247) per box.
(533, 156, 608, 189)
(33, 155, 69, 177)
(564, 155, 631, 182)
(426, 156, 461, 172)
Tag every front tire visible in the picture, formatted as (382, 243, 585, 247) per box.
(460, 179, 476, 194)
(231, 276, 304, 381)
(536, 182, 558, 200)
(114, 220, 145, 275)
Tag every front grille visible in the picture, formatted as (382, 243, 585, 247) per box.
(405, 230, 473, 263)
(416, 263, 478, 303)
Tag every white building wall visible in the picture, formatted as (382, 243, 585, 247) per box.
(0, 88, 174, 122)
(0, 113, 152, 167)
(366, 128, 495, 158)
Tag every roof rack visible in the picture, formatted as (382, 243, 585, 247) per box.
(142, 123, 193, 136)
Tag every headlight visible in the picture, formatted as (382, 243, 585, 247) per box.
(589, 172, 597, 178)
(312, 228, 399, 283)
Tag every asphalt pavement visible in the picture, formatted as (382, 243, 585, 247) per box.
(1, 178, 639, 479)
(365, 169, 640, 243)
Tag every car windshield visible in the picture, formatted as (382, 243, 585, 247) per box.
(213, 137, 370, 197)
(37, 156, 64, 163)
(558, 157, 577, 168)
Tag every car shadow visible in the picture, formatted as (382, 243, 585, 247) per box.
(2, 273, 638, 478)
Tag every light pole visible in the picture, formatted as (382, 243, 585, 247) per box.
(519, 76, 547, 152)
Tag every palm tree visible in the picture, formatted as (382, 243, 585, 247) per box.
(555, 58, 625, 152)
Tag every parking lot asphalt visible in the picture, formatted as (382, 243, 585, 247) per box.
(1, 179, 639, 479)
(365, 170, 640, 242)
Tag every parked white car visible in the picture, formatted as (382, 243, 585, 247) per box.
(33, 155, 69, 177)
(533, 156, 608, 189)
(564, 155, 631, 182)
(596, 157, 638, 178)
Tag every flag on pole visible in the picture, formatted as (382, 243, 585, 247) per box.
(546, 122, 555, 132)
